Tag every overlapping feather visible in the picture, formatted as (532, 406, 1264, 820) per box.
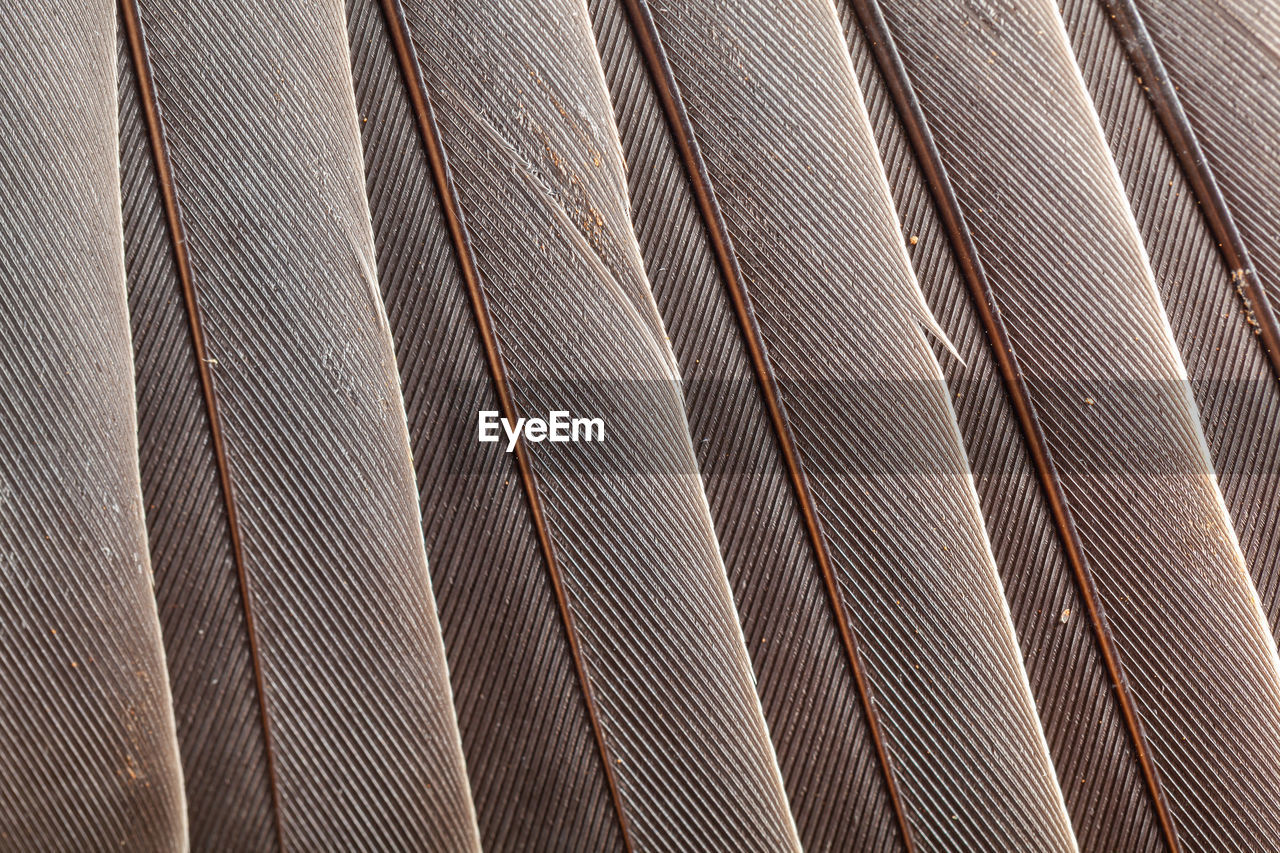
(856, 0, 1280, 847)
(1058, 0, 1280, 832)
(0, 5, 185, 849)
(838, 1, 1165, 847)
(118, 29, 277, 850)
(1067, 0, 1280, 639)
(590, 0, 1076, 849)
(344, 0, 799, 848)
(345, 2, 625, 847)
(119, 1, 477, 848)
(591, 1, 902, 846)
(4, 0, 1279, 849)
(1129, 0, 1280, 318)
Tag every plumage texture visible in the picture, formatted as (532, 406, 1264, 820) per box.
(595, 0, 1076, 848)
(7, 1, 1279, 849)
(1063, 0, 1280, 721)
(591, 1, 901, 848)
(1132, 0, 1280, 315)
(346, 1, 799, 849)
(1089, 0, 1280, 637)
(0, 5, 186, 849)
(122, 1, 478, 848)
(118, 30, 276, 851)
(838, 4, 1163, 849)
(865, 0, 1280, 847)
(345, 2, 624, 848)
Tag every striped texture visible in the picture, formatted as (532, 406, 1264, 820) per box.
(119, 28, 276, 852)
(347, 0, 800, 848)
(1132, 0, 1280, 315)
(1097, 0, 1280, 637)
(6, 2, 1279, 849)
(345, 2, 624, 848)
(0, 4, 186, 850)
(867, 0, 1280, 848)
(591, 0, 901, 849)
(598, 0, 1076, 849)
(1064, 0, 1280, 747)
(837, 4, 1164, 850)
(123, 1, 478, 848)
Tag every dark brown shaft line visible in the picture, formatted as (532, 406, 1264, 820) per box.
(118, 3, 289, 849)
(617, 1, 914, 848)
(373, 2, 632, 847)
(847, 1, 1181, 850)
(1103, 0, 1280, 384)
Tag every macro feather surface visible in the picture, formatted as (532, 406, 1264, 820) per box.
(345, 0, 799, 849)
(0, 5, 185, 849)
(344, 2, 623, 848)
(119, 1, 477, 848)
(1066, 0, 1280, 641)
(589, 0, 1076, 849)
(855, 0, 1280, 847)
(1061, 0, 1280, 707)
(3, 0, 1279, 849)
(837, 2, 1164, 848)
(1128, 0, 1280, 319)
(590, 1, 901, 847)
(118, 30, 275, 852)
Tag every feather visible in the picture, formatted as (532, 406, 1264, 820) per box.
(591, 3, 900, 847)
(0, 4, 186, 849)
(1121, 0, 1280, 353)
(344, 0, 800, 848)
(119, 1, 478, 848)
(837, 2, 1163, 848)
(1065, 0, 1280, 634)
(591, 0, 1076, 849)
(345, 2, 623, 847)
(117, 26, 276, 851)
(849, 0, 1280, 847)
